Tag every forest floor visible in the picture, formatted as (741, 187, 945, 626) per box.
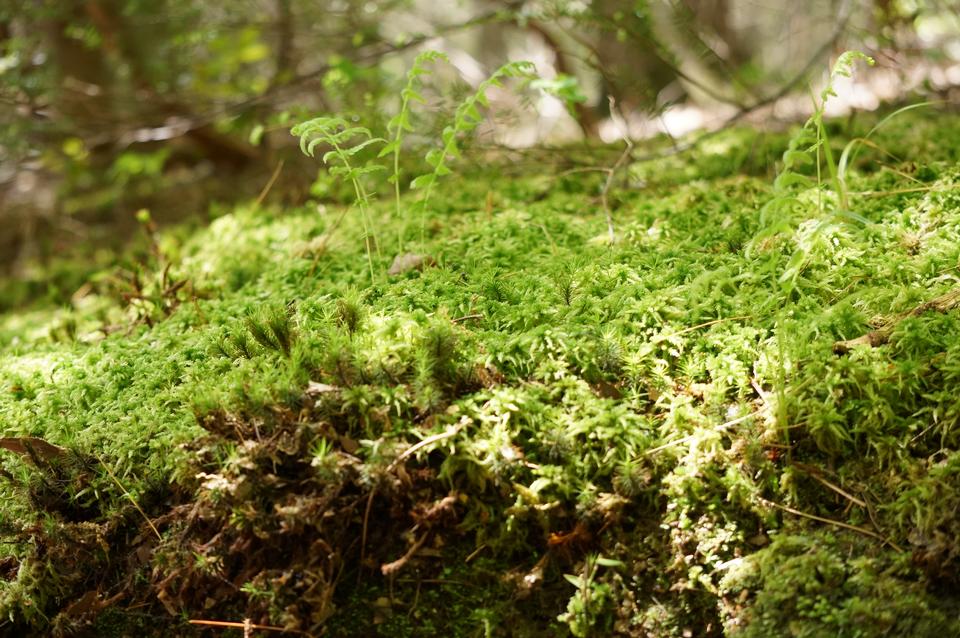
(1, 108, 960, 637)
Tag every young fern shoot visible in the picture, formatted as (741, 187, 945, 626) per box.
(410, 60, 537, 243)
(379, 50, 449, 253)
(291, 116, 386, 280)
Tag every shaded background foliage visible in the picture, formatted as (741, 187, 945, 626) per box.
(1, 0, 958, 299)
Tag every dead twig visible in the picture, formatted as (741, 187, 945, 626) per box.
(381, 532, 430, 577)
(834, 288, 960, 354)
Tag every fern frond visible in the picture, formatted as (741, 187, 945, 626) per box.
(382, 50, 450, 252)
(410, 60, 537, 244)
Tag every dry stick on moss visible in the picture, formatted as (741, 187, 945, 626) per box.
(833, 288, 960, 354)
(758, 496, 905, 553)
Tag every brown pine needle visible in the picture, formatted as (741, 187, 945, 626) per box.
(653, 315, 751, 342)
(255, 160, 284, 207)
(95, 453, 161, 541)
(792, 462, 867, 508)
(758, 497, 904, 553)
(188, 618, 311, 636)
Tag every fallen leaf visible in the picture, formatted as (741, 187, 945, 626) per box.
(0, 437, 67, 462)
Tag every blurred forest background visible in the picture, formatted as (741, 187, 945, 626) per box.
(1, 0, 958, 306)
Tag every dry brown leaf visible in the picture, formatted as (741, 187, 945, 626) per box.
(0, 437, 67, 462)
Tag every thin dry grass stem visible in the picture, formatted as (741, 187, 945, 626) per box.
(654, 315, 752, 342)
(388, 422, 464, 472)
(398, 577, 474, 587)
(464, 543, 488, 563)
(555, 166, 612, 178)
(792, 462, 867, 508)
(645, 410, 761, 457)
(188, 618, 312, 636)
(600, 98, 634, 244)
(850, 185, 942, 197)
(537, 223, 558, 253)
(94, 452, 161, 541)
(862, 492, 886, 544)
(758, 497, 905, 553)
(792, 464, 917, 552)
(879, 164, 925, 184)
(255, 160, 285, 208)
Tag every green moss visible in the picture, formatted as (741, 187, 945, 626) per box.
(719, 534, 960, 637)
(2, 109, 960, 635)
